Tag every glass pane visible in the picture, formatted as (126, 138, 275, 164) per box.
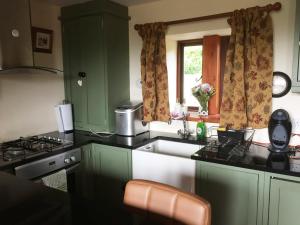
(183, 45, 202, 106)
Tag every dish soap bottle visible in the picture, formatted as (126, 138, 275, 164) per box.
(196, 120, 206, 140)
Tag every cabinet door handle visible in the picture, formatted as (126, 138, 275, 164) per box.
(78, 72, 86, 78)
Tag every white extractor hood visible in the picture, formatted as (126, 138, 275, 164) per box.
(0, 0, 62, 74)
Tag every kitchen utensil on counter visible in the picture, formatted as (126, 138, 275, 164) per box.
(55, 103, 73, 133)
(115, 102, 149, 136)
(267, 109, 292, 170)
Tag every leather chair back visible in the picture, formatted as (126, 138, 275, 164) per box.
(124, 180, 211, 225)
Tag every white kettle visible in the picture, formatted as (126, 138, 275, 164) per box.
(54, 103, 73, 133)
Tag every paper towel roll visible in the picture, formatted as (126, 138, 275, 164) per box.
(55, 104, 73, 133)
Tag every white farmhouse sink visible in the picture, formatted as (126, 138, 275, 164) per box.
(135, 140, 202, 158)
(133, 140, 202, 193)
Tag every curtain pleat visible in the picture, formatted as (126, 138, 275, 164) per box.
(137, 23, 170, 122)
(220, 8, 273, 129)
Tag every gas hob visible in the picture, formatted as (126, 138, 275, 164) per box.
(0, 135, 73, 162)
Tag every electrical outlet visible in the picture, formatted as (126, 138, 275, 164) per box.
(291, 117, 300, 134)
(290, 163, 300, 172)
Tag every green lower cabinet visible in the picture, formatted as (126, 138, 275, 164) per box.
(196, 161, 264, 225)
(266, 174, 300, 225)
(93, 144, 132, 210)
(76, 144, 132, 212)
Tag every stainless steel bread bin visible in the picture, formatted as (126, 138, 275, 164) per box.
(115, 102, 149, 136)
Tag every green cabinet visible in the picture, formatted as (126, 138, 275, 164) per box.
(62, 0, 129, 132)
(76, 144, 132, 211)
(292, 0, 300, 92)
(265, 174, 300, 225)
(93, 144, 132, 210)
(196, 161, 264, 225)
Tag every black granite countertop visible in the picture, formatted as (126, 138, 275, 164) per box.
(192, 142, 300, 177)
(0, 171, 71, 225)
(1, 130, 300, 178)
(0, 171, 137, 225)
(0, 130, 207, 171)
(54, 129, 207, 149)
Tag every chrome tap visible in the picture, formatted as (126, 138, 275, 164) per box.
(177, 113, 193, 139)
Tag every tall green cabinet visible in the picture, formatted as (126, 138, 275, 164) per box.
(61, 0, 130, 132)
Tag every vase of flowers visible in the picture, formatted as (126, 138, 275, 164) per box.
(192, 83, 215, 116)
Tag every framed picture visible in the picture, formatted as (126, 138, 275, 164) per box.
(31, 27, 53, 53)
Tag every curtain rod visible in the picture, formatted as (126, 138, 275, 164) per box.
(134, 2, 281, 30)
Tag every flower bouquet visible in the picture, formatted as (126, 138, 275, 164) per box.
(192, 83, 215, 116)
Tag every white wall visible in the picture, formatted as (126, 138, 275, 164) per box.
(129, 0, 300, 143)
(0, 1, 64, 141)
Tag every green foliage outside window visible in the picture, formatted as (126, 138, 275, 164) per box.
(184, 46, 202, 75)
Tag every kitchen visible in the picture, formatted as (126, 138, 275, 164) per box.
(1, 0, 300, 225)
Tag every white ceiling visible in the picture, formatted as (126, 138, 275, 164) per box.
(46, 0, 160, 6)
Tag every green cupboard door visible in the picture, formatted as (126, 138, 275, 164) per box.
(196, 162, 263, 225)
(93, 144, 132, 210)
(80, 16, 107, 131)
(103, 13, 129, 131)
(62, 19, 87, 129)
(268, 178, 300, 225)
(74, 144, 96, 201)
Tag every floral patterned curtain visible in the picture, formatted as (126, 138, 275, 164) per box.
(136, 23, 170, 122)
(220, 8, 273, 129)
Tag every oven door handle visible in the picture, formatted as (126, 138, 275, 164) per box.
(65, 163, 80, 174)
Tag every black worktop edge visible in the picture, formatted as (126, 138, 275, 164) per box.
(191, 154, 300, 177)
(1, 130, 300, 178)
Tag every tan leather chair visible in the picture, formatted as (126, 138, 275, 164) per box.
(123, 180, 211, 225)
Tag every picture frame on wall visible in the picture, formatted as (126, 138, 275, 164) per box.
(31, 27, 53, 54)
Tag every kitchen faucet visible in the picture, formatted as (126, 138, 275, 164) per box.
(177, 112, 193, 139)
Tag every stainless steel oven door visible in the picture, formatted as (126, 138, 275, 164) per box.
(15, 148, 82, 192)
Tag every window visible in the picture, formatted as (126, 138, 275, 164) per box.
(176, 35, 230, 121)
(177, 39, 203, 106)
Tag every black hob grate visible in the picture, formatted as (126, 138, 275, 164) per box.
(0, 136, 67, 161)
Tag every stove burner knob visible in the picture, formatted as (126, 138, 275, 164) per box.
(70, 156, 76, 162)
(64, 158, 71, 164)
(57, 138, 61, 142)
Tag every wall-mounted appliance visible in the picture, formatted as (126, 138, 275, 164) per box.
(0, 0, 62, 74)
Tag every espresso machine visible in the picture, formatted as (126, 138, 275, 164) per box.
(267, 109, 292, 170)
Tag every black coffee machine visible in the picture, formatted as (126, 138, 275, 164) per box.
(267, 109, 292, 170)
